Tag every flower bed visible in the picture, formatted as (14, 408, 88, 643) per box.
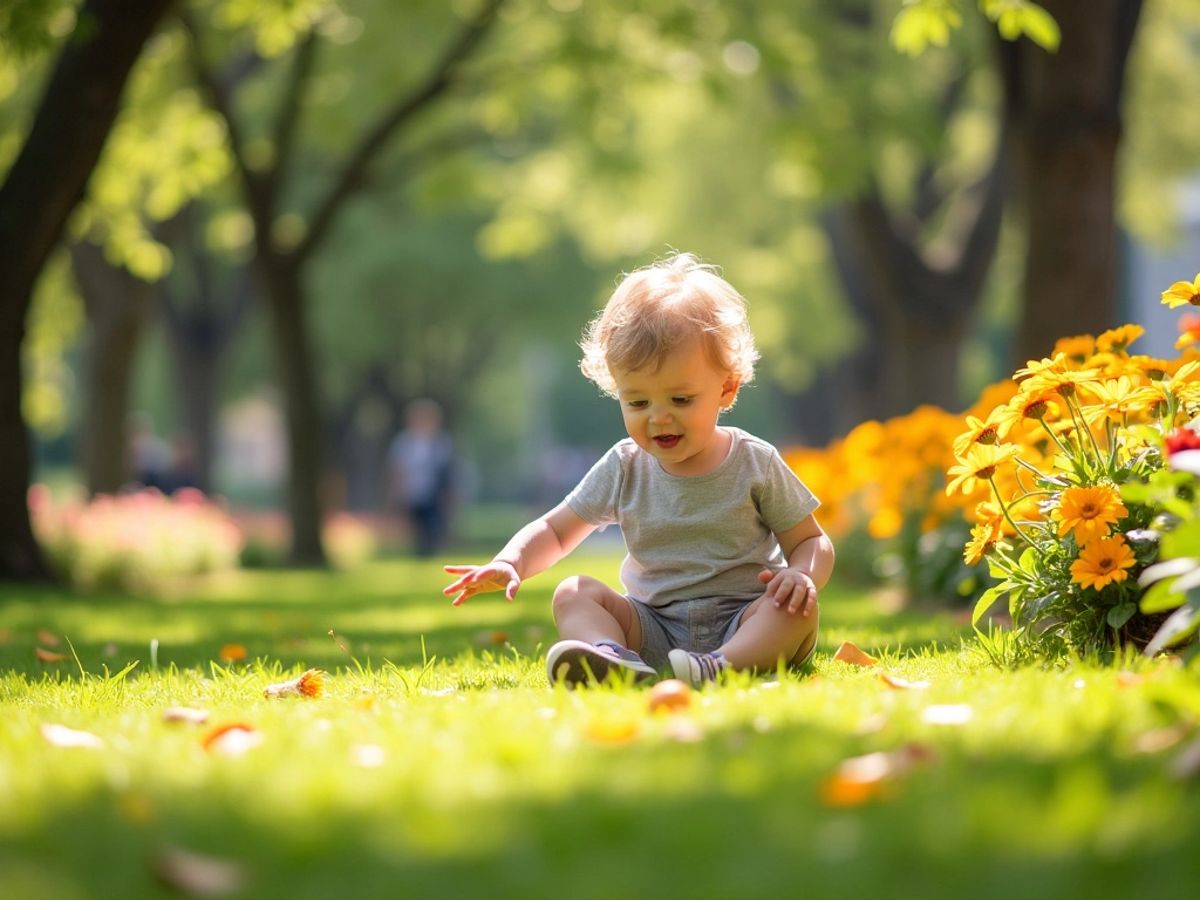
(29, 486, 244, 594)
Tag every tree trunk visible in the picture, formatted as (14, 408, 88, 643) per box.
(71, 242, 158, 495)
(261, 259, 327, 565)
(0, 0, 174, 580)
(1002, 0, 1143, 363)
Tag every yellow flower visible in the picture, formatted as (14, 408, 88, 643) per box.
(1095, 324, 1144, 354)
(1069, 535, 1135, 591)
(1161, 273, 1200, 309)
(963, 519, 1002, 565)
(1015, 353, 1101, 399)
(945, 443, 1018, 497)
(1078, 376, 1160, 425)
(952, 412, 1002, 457)
(992, 390, 1059, 437)
(1052, 485, 1128, 544)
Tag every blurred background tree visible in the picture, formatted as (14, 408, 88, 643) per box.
(2, 0, 1198, 580)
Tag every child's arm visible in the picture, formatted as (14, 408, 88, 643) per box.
(442, 502, 596, 606)
(757, 515, 835, 617)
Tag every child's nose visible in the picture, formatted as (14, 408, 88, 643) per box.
(649, 405, 673, 425)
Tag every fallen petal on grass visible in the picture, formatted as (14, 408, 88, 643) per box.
(218, 643, 247, 663)
(163, 707, 211, 725)
(584, 718, 640, 745)
(41, 723, 105, 749)
(36, 629, 61, 647)
(1169, 735, 1200, 780)
(201, 723, 263, 756)
(879, 672, 930, 690)
(833, 641, 878, 667)
(153, 844, 247, 898)
(922, 704, 974, 726)
(647, 679, 693, 714)
(35, 646, 67, 663)
(350, 744, 387, 768)
(1132, 724, 1191, 755)
(820, 743, 934, 808)
(263, 668, 324, 699)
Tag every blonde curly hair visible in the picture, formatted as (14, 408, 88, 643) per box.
(579, 252, 759, 398)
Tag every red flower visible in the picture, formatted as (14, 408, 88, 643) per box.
(1165, 428, 1200, 456)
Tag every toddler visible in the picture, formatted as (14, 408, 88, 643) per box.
(443, 252, 834, 686)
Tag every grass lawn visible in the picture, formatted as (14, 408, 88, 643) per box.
(2, 549, 1200, 899)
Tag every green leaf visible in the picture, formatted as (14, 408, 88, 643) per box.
(1106, 603, 1137, 629)
(1017, 5, 1061, 51)
(972, 584, 1005, 627)
(1162, 520, 1200, 558)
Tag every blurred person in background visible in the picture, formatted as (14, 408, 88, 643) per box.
(386, 398, 455, 556)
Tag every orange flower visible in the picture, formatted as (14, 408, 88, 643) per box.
(1175, 313, 1200, 350)
(1052, 485, 1127, 544)
(1078, 376, 1160, 425)
(1095, 324, 1144, 354)
(1069, 535, 1135, 591)
(1161, 273, 1200, 309)
(1052, 335, 1096, 363)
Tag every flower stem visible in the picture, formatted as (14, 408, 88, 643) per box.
(989, 476, 1037, 547)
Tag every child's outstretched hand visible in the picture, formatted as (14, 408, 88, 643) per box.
(758, 567, 817, 616)
(442, 561, 521, 606)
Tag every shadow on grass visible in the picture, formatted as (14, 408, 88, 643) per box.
(0, 559, 973, 676)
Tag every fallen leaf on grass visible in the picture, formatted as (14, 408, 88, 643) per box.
(163, 707, 211, 725)
(833, 641, 877, 667)
(647, 679, 693, 714)
(922, 704, 974, 726)
(820, 743, 934, 808)
(262, 668, 324, 698)
(217, 644, 247, 663)
(41, 723, 105, 749)
(36, 629, 60, 647)
(878, 673, 930, 690)
(153, 844, 247, 898)
(0, 627, 12, 643)
(201, 723, 263, 756)
(472, 630, 509, 647)
(35, 647, 66, 663)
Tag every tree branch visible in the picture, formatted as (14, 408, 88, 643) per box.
(266, 30, 319, 206)
(296, 0, 505, 262)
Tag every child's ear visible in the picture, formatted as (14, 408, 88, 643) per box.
(721, 376, 741, 409)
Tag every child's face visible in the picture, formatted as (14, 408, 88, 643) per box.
(612, 338, 739, 476)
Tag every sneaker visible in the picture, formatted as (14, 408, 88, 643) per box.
(668, 648, 728, 687)
(546, 639, 656, 686)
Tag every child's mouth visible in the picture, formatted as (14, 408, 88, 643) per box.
(653, 435, 681, 449)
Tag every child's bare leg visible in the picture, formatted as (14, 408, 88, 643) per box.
(717, 594, 819, 670)
(551, 576, 643, 652)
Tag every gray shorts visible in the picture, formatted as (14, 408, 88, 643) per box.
(628, 596, 751, 671)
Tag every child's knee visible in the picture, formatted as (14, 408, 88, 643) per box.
(551, 575, 602, 618)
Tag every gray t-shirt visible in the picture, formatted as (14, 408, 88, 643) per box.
(565, 427, 820, 608)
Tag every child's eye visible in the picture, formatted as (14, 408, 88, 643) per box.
(626, 400, 648, 409)
(672, 396, 693, 406)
